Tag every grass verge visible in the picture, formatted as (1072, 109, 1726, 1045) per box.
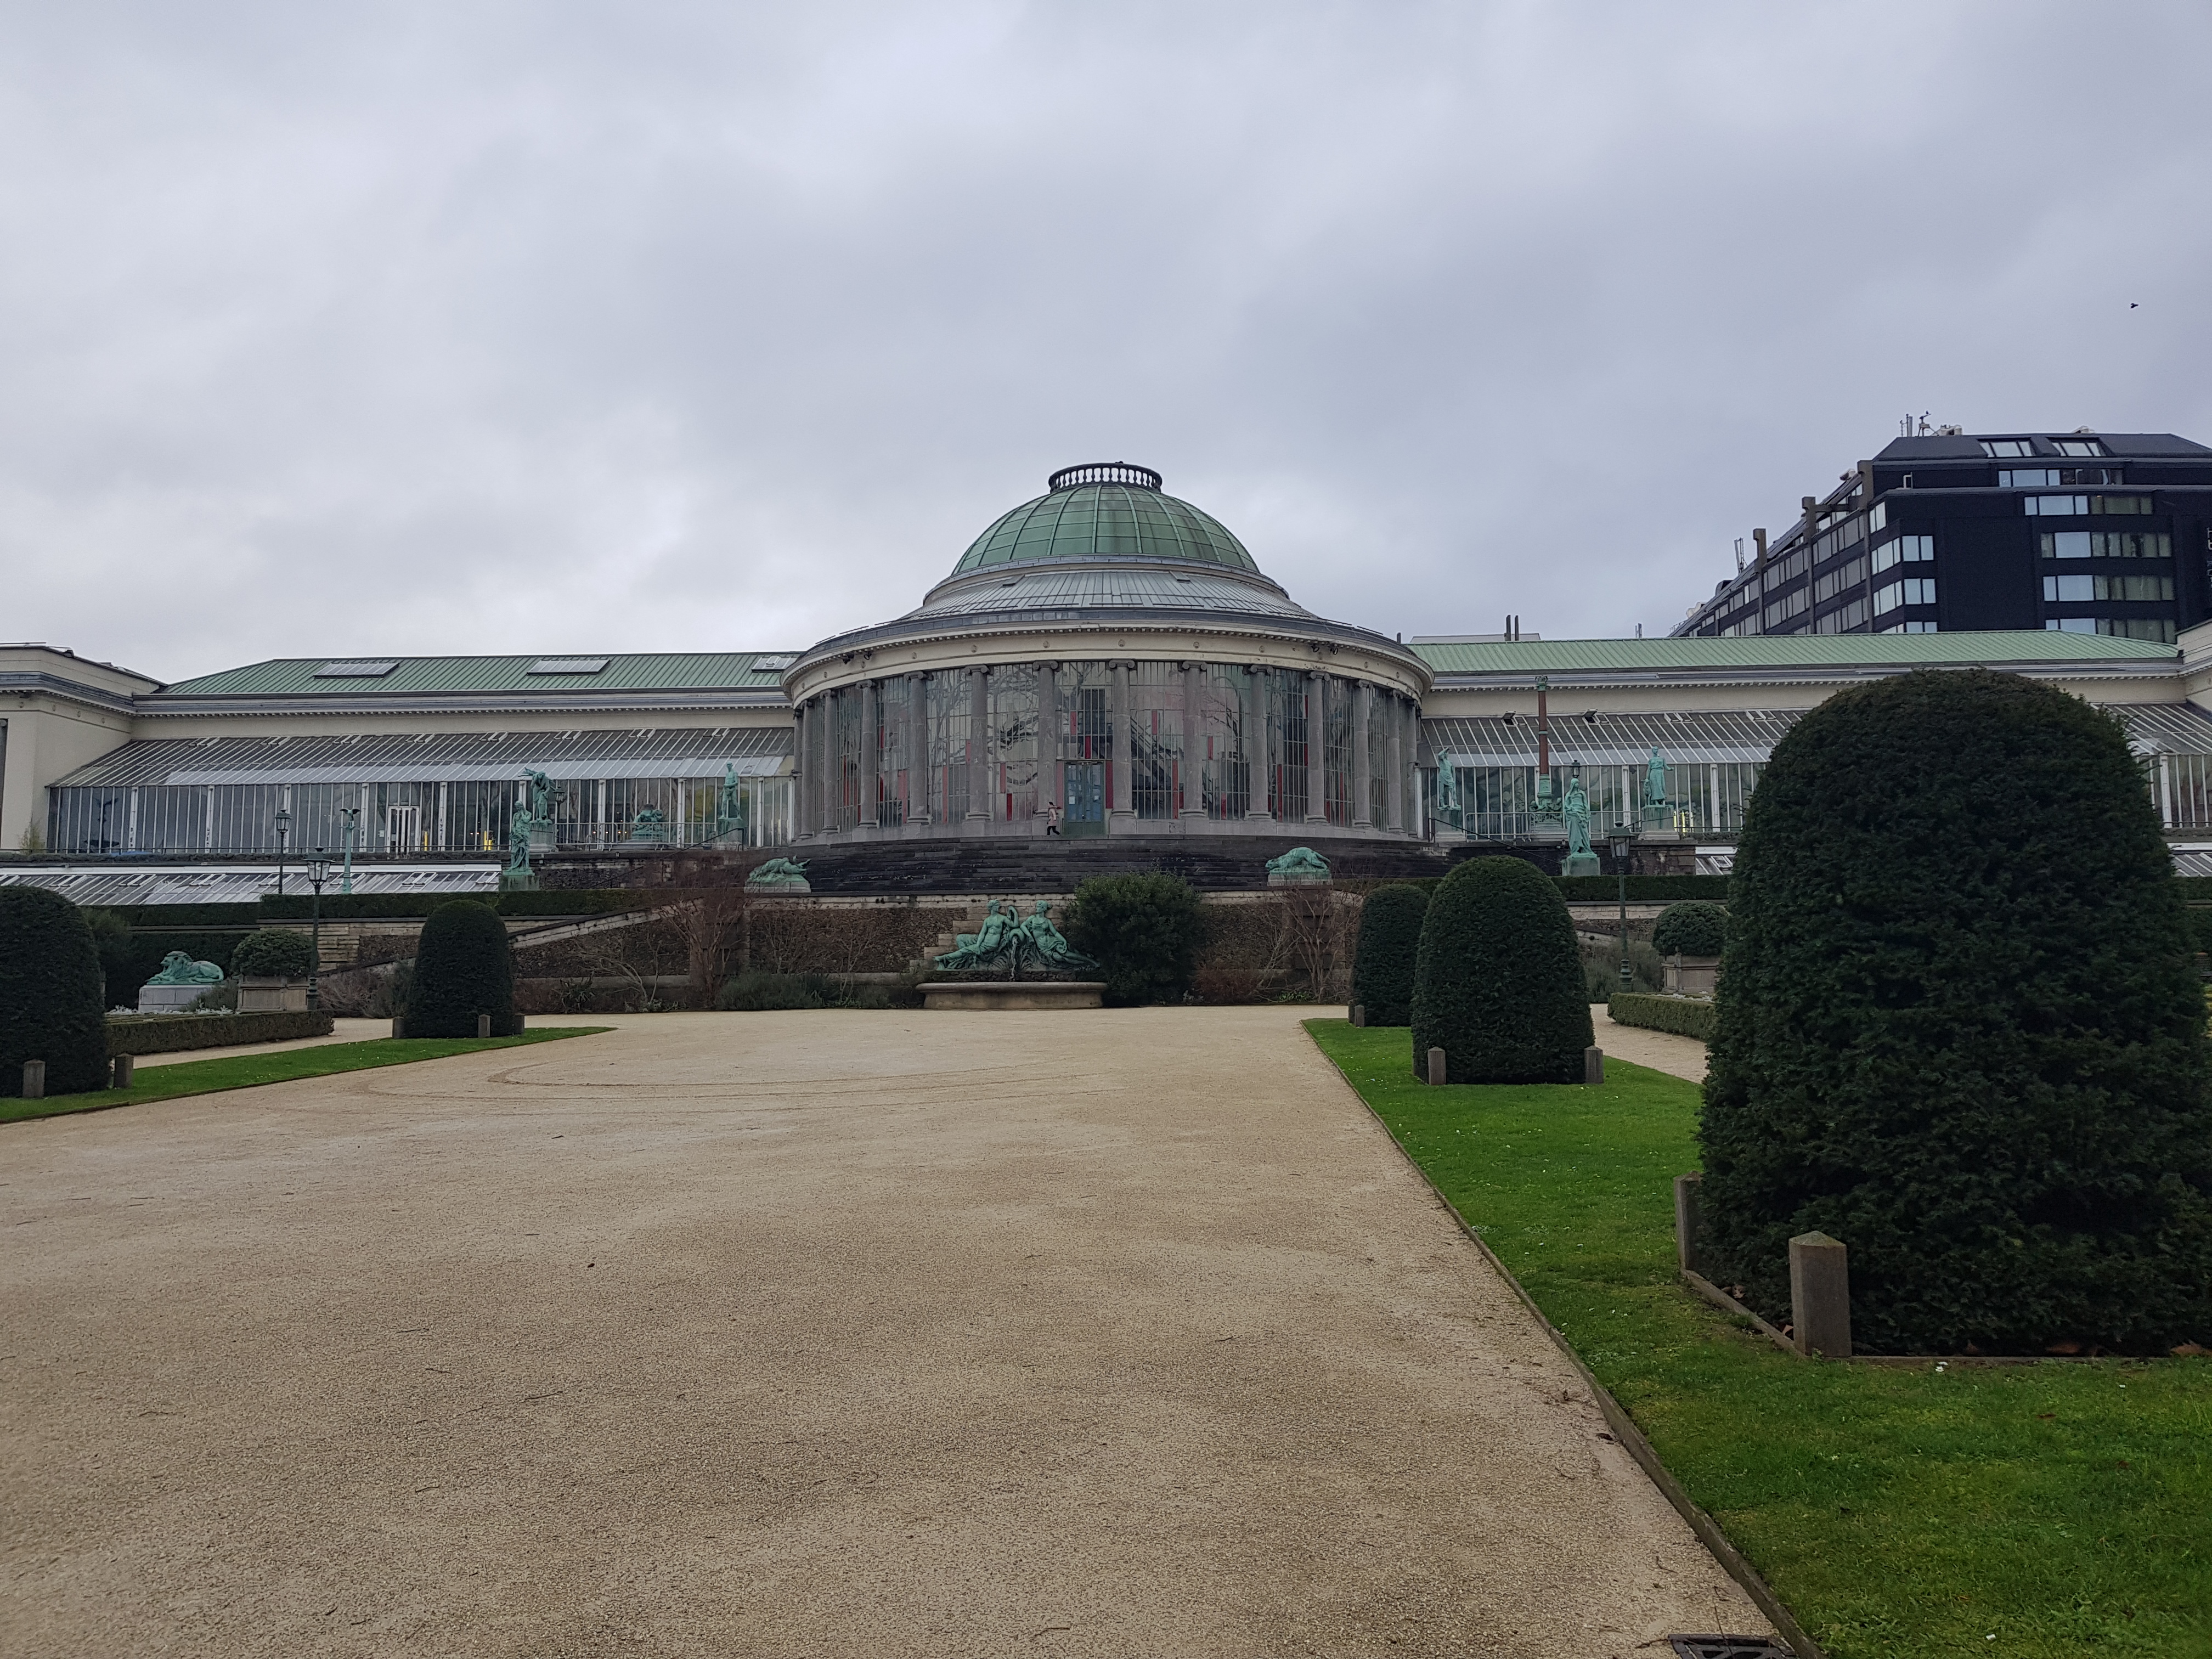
(1307, 1019, 2212, 1659)
(2, 1029, 612, 1125)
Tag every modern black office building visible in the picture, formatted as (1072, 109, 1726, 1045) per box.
(1672, 429, 2212, 642)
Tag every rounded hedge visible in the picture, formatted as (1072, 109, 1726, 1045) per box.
(406, 900, 520, 1037)
(1700, 669, 2212, 1354)
(1410, 856, 1592, 1083)
(1065, 873, 1200, 1006)
(1652, 901, 1726, 958)
(231, 928, 317, 978)
(0, 887, 109, 1094)
(1350, 884, 1429, 1025)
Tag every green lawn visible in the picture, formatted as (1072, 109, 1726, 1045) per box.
(1307, 1019, 2212, 1659)
(2, 1029, 612, 1124)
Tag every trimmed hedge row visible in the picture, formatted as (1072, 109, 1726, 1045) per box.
(1606, 992, 1716, 1041)
(1380, 873, 1735, 901)
(106, 1010, 337, 1055)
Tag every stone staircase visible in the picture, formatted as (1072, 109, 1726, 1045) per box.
(794, 833, 1458, 897)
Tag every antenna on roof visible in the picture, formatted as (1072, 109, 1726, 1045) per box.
(1734, 537, 1746, 573)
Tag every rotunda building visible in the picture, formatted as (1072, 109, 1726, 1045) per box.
(782, 464, 1432, 842)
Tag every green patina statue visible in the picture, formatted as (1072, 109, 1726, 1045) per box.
(1643, 746, 1669, 816)
(934, 899, 1097, 977)
(508, 809, 537, 874)
(1560, 769, 1599, 876)
(147, 951, 224, 985)
(716, 763, 746, 839)
(1267, 845, 1331, 885)
(746, 857, 811, 890)
(1433, 754, 1463, 828)
(523, 768, 562, 823)
(629, 806, 669, 844)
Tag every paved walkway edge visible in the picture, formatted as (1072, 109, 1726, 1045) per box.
(1305, 1026, 1826, 1659)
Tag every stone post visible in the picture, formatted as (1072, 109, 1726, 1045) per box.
(966, 666, 990, 822)
(1673, 1173, 1703, 1275)
(1305, 670, 1328, 823)
(21, 1059, 44, 1099)
(1425, 1046, 1446, 1086)
(1584, 1046, 1604, 1085)
(1789, 1232, 1852, 1357)
(1352, 681, 1374, 828)
(476, 1013, 492, 1039)
(1242, 667, 1272, 821)
(111, 1054, 134, 1089)
(1181, 661, 1207, 819)
(1109, 661, 1133, 826)
(858, 679, 878, 832)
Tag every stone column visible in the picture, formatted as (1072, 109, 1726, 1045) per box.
(1242, 667, 1271, 820)
(1352, 681, 1374, 829)
(1036, 662, 1060, 826)
(1180, 661, 1207, 820)
(792, 702, 812, 840)
(1387, 693, 1406, 833)
(907, 674, 931, 826)
(817, 691, 838, 837)
(966, 665, 990, 822)
(857, 679, 878, 833)
(1305, 670, 1328, 823)
(1109, 661, 1133, 826)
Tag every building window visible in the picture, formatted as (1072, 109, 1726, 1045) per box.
(1813, 556, 1867, 605)
(2039, 531, 2172, 560)
(1873, 578, 1936, 616)
(2023, 494, 2152, 516)
(2053, 438, 2108, 457)
(1814, 597, 1870, 634)
(1869, 501, 1887, 532)
(2043, 617, 2177, 641)
(1762, 587, 1810, 629)
(1880, 620, 1940, 633)
(1979, 438, 2037, 458)
(2000, 467, 2123, 488)
(1870, 534, 1934, 572)
(2045, 617, 2097, 634)
(2044, 573, 2174, 603)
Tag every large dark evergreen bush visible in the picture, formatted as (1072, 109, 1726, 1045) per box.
(230, 928, 316, 978)
(1064, 873, 1200, 1006)
(1652, 901, 1727, 958)
(1409, 856, 1592, 1082)
(1700, 669, 2212, 1354)
(1350, 885, 1429, 1025)
(0, 887, 109, 1094)
(405, 900, 520, 1036)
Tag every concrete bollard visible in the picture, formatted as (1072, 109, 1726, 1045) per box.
(1426, 1046, 1447, 1086)
(1673, 1173, 1702, 1275)
(111, 1054, 135, 1090)
(1788, 1231, 1852, 1358)
(476, 1013, 492, 1039)
(391, 1017, 406, 1040)
(1584, 1046, 1605, 1085)
(22, 1059, 44, 1100)
(1351, 1004, 1366, 1028)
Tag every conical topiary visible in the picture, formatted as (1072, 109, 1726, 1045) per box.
(405, 900, 520, 1037)
(1700, 669, 2212, 1354)
(1409, 856, 1592, 1083)
(0, 886, 110, 1094)
(1350, 884, 1429, 1025)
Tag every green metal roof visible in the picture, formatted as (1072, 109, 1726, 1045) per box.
(156, 652, 797, 697)
(952, 481, 1258, 577)
(1412, 632, 2179, 676)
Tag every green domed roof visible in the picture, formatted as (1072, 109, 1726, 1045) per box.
(951, 463, 1259, 577)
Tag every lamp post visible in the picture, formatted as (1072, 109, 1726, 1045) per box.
(1607, 819, 1641, 993)
(274, 807, 292, 896)
(306, 857, 330, 1009)
(338, 806, 359, 895)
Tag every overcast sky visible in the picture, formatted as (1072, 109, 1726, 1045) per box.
(7, 2, 2210, 683)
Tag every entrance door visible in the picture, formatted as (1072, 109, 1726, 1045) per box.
(387, 805, 420, 851)
(1064, 763, 1104, 837)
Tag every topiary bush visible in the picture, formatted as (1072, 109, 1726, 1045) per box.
(1064, 873, 1201, 1006)
(1410, 856, 1593, 1083)
(230, 928, 316, 978)
(0, 887, 110, 1094)
(1350, 885, 1429, 1025)
(1652, 901, 1727, 958)
(1699, 669, 2212, 1355)
(404, 900, 520, 1037)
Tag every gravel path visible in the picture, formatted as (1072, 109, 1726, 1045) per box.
(1592, 1005, 1710, 1082)
(3, 1008, 1764, 1657)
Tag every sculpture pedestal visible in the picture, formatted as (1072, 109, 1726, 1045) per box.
(1561, 853, 1601, 878)
(1267, 872, 1330, 888)
(498, 868, 541, 892)
(919, 981, 1104, 1011)
(137, 984, 208, 1013)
